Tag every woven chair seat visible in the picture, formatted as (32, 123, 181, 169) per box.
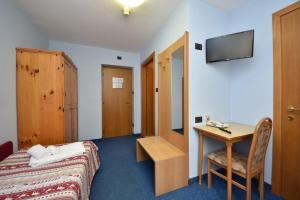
(208, 149, 247, 174)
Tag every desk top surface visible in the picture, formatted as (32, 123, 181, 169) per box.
(137, 136, 185, 162)
(194, 122, 255, 142)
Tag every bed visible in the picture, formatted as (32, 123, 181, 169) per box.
(0, 141, 100, 200)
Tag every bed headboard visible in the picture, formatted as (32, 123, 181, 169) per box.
(0, 141, 13, 161)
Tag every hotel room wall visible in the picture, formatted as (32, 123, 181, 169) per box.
(140, 0, 189, 137)
(49, 41, 141, 141)
(0, 0, 49, 151)
(140, 0, 232, 179)
(228, 0, 296, 184)
(187, 0, 232, 179)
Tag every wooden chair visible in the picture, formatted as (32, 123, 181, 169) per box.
(207, 118, 273, 200)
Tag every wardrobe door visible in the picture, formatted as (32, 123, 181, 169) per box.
(71, 68, 78, 142)
(74, 70, 78, 141)
(38, 53, 64, 146)
(64, 61, 72, 143)
(17, 50, 40, 148)
(72, 108, 78, 142)
(17, 50, 64, 148)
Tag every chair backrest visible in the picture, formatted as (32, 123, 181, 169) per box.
(247, 118, 273, 173)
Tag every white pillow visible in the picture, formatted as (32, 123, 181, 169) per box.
(27, 144, 48, 159)
(46, 145, 57, 155)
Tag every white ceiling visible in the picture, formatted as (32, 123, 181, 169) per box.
(15, 0, 247, 52)
(16, 0, 182, 52)
(203, 0, 247, 11)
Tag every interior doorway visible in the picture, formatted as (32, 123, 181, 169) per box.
(141, 53, 155, 137)
(272, 2, 300, 199)
(102, 65, 133, 138)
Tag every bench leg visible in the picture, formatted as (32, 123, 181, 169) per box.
(136, 141, 150, 162)
(155, 156, 187, 196)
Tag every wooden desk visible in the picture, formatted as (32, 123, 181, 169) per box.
(136, 136, 186, 196)
(194, 123, 255, 200)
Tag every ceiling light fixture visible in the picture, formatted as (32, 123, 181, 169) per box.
(117, 0, 145, 15)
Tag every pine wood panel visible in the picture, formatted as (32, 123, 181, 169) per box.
(64, 59, 72, 143)
(64, 61, 72, 107)
(272, 2, 300, 197)
(72, 108, 79, 142)
(102, 66, 133, 138)
(17, 50, 40, 147)
(38, 53, 64, 146)
(71, 68, 78, 142)
(64, 107, 72, 143)
(158, 32, 189, 155)
(16, 48, 78, 149)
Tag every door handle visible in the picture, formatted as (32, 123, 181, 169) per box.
(287, 106, 300, 112)
(288, 115, 295, 121)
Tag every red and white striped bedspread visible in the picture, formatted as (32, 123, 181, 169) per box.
(0, 141, 100, 200)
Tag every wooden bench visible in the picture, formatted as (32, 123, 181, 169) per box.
(136, 136, 187, 196)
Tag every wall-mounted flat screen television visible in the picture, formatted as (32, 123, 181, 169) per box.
(206, 30, 254, 63)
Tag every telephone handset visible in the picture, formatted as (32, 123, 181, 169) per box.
(207, 120, 229, 128)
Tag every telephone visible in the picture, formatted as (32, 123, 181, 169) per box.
(207, 120, 229, 128)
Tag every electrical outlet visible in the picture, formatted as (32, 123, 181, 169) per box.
(195, 116, 203, 124)
(195, 43, 203, 50)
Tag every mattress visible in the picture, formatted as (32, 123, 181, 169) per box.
(0, 141, 100, 200)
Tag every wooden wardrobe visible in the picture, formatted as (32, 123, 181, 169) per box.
(16, 48, 78, 149)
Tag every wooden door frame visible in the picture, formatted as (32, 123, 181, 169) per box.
(157, 31, 189, 183)
(272, 1, 300, 195)
(141, 52, 156, 137)
(101, 64, 134, 138)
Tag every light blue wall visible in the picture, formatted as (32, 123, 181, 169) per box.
(140, 0, 233, 179)
(140, 0, 189, 136)
(141, 0, 297, 184)
(188, 0, 232, 179)
(228, 0, 296, 184)
(0, 0, 49, 151)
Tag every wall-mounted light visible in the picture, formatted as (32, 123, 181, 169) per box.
(117, 0, 145, 15)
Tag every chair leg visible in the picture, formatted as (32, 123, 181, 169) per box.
(259, 170, 264, 200)
(207, 159, 212, 188)
(246, 176, 252, 200)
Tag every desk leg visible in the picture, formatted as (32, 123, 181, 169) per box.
(226, 142, 233, 200)
(198, 133, 204, 184)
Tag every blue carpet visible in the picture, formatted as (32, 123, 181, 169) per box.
(90, 135, 282, 200)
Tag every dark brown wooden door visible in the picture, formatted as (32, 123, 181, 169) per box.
(102, 66, 133, 138)
(281, 7, 300, 199)
(141, 58, 155, 137)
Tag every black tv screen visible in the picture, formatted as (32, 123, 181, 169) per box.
(206, 30, 254, 63)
